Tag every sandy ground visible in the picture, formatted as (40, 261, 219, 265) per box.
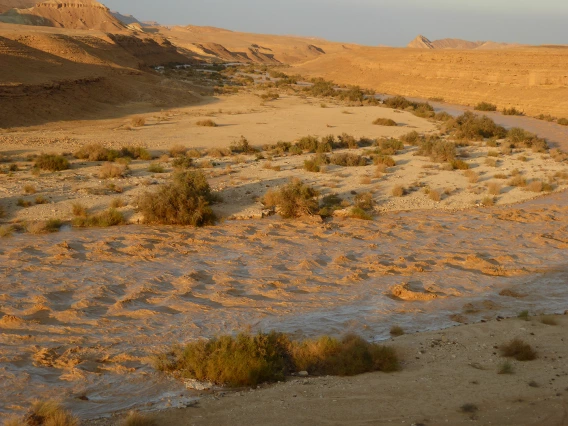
(85, 315, 568, 426)
(1, 91, 567, 225)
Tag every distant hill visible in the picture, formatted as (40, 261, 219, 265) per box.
(0, 0, 126, 31)
(408, 35, 523, 50)
(0, 0, 37, 13)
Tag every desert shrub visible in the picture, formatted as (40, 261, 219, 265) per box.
(348, 207, 373, 220)
(262, 179, 319, 218)
(121, 146, 152, 160)
(307, 78, 337, 98)
(17, 199, 32, 208)
(433, 111, 453, 122)
(156, 331, 398, 387)
(330, 153, 367, 167)
(526, 180, 544, 193)
(428, 188, 441, 201)
(172, 156, 193, 169)
(373, 155, 396, 167)
(460, 403, 479, 413)
(383, 96, 433, 115)
(23, 184, 36, 194)
(207, 148, 231, 158)
(518, 310, 530, 321)
(444, 112, 506, 140)
(506, 128, 548, 152)
(100, 162, 127, 179)
(304, 154, 329, 172)
(390, 326, 405, 337)
(34, 154, 69, 172)
(541, 316, 558, 326)
(148, 163, 165, 173)
(35, 195, 48, 205)
(485, 158, 498, 167)
(502, 107, 523, 116)
(0, 225, 13, 237)
(450, 159, 469, 170)
(120, 411, 157, 426)
(400, 131, 420, 145)
(74, 144, 120, 161)
(550, 149, 568, 162)
(169, 145, 188, 158)
(509, 176, 527, 187)
(72, 203, 87, 217)
(391, 185, 406, 197)
(9, 400, 80, 426)
(464, 170, 479, 183)
(487, 182, 502, 195)
(498, 361, 514, 375)
(481, 196, 495, 207)
(373, 118, 397, 126)
(418, 139, 456, 162)
(73, 209, 126, 227)
(110, 198, 126, 208)
(196, 119, 217, 127)
(494, 173, 508, 179)
(260, 91, 279, 101)
(337, 86, 366, 102)
(536, 114, 556, 122)
(131, 117, 146, 127)
(557, 118, 568, 126)
(500, 338, 537, 361)
(474, 102, 497, 111)
(295, 135, 331, 153)
(27, 219, 62, 234)
(138, 171, 216, 226)
(354, 192, 374, 210)
(231, 136, 257, 154)
(376, 138, 404, 154)
(487, 150, 499, 157)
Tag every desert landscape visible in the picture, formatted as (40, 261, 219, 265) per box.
(1, 1, 568, 425)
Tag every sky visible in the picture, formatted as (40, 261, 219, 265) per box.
(102, 0, 568, 47)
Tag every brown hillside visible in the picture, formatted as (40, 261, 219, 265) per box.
(0, 0, 37, 13)
(0, 23, 199, 127)
(0, 0, 126, 31)
(407, 35, 522, 50)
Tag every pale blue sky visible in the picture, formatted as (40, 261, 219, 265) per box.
(103, 0, 567, 46)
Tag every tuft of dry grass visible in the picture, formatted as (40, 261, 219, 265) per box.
(99, 162, 127, 179)
(131, 117, 146, 127)
(391, 185, 406, 197)
(169, 145, 188, 158)
(487, 182, 502, 195)
(23, 184, 36, 194)
(120, 411, 157, 426)
(500, 338, 537, 361)
(196, 119, 218, 127)
(509, 175, 527, 187)
(373, 118, 397, 126)
(27, 219, 62, 234)
(148, 163, 166, 174)
(428, 189, 441, 201)
(72, 202, 88, 217)
(481, 196, 495, 207)
(72, 208, 126, 228)
(34, 154, 69, 172)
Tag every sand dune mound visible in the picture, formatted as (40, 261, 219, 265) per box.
(0, 0, 126, 31)
(407, 34, 522, 50)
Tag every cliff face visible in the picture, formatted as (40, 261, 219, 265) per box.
(0, 0, 126, 31)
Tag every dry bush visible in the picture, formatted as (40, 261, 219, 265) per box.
(375, 163, 388, 176)
(494, 173, 508, 179)
(121, 146, 152, 160)
(262, 161, 281, 171)
(148, 163, 165, 173)
(138, 171, 216, 226)
(474, 102, 497, 111)
(72, 209, 126, 227)
(464, 170, 479, 183)
(481, 196, 495, 207)
(418, 139, 456, 162)
(390, 326, 405, 337)
(35, 195, 48, 205)
(373, 118, 397, 126)
(509, 176, 527, 187)
(186, 149, 202, 159)
(549, 149, 568, 162)
(450, 159, 469, 170)
(72, 203, 87, 217)
(23, 184, 36, 194)
(373, 155, 396, 167)
(172, 156, 193, 170)
(260, 91, 279, 101)
(153, 332, 398, 387)
(354, 192, 374, 210)
(17, 199, 32, 208)
(557, 118, 568, 126)
(507, 128, 548, 153)
(502, 107, 523, 116)
(485, 158, 497, 167)
(376, 138, 404, 154)
(196, 119, 218, 127)
(169, 145, 188, 158)
(360, 176, 372, 184)
(262, 179, 319, 218)
(487, 150, 499, 157)
(487, 182, 502, 195)
(500, 338, 537, 361)
(400, 131, 420, 145)
(304, 154, 329, 172)
(391, 185, 406, 197)
(99, 162, 126, 179)
(348, 207, 373, 220)
(207, 148, 231, 158)
(75, 144, 119, 161)
(526, 180, 543, 192)
(8, 400, 80, 426)
(330, 153, 367, 167)
(120, 411, 157, 426)
(110, 198, 126, 208)
(428, 189, 441, 201)
(131, 117, 146, 127)
(27, 219, 62, 234)
(443, 111, 506, 140)
(34, 154, 69, 172)
(231, 136, 257, 154)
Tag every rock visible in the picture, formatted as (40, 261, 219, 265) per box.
(184, 379, 214, 391)
(297, 371, 309, 377)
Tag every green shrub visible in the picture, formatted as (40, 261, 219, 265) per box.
(498, 361, 514, 374)
(34, 154, 69, 172)
(330, 153, 367, 167)
(433, 111, 454, 122)
(231, 136, 258, 154)
(444, 112, 506, 140)
(506, 128, 548, 152)
(138, 171, 216, 226)
(373, 118, 397, 126)
(474, 102, 497, 111)
(73, 208, 126, 227)
(418, 139, 456, 162)
(304, 154, 329, 172)
(295, 136, 332, 153)
(262, 179, 319, 218)
(536, 114, 556, 122)
(376, 138, 404, 154)
(336, 133, 359, 149)
(500, 338, 537, 361)
(400, 131, 420, 145)
(154, 332, 398, 387)
(383, 96, 433, 114)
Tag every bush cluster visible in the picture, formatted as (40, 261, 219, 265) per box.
(506, 128, 548, 152)
(262, 179, 319, 218)
(474, 102, 497, 112)
(443, 112, 506, 140)
(34, 154, 69, 172)
(154, 332, 399, 387)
